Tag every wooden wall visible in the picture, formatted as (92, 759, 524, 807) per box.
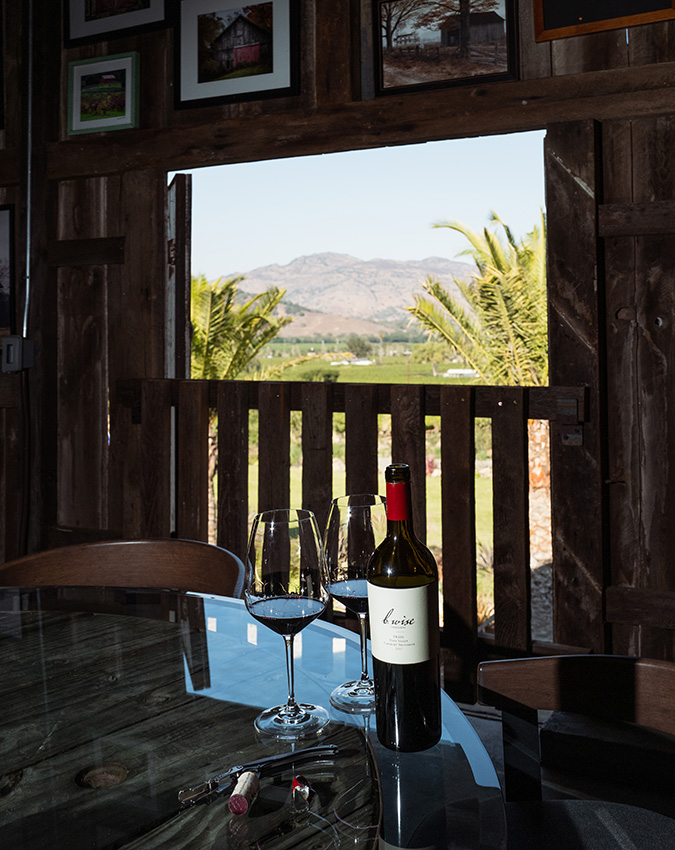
(1, 1, 675, 655)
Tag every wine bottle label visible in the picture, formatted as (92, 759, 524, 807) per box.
(367, 583, 439, 665)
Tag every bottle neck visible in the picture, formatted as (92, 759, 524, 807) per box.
(386, 480, 414, 533)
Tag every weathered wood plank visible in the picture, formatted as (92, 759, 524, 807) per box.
(606, 586, 675, 631)
(140, 380, 172, 537)
(345, 384, 379, 496)
(491, 387, 530, 652)
(517, 0, 552, 81)
(624, 115, 675, 659)
(391, 384, 426, 541)
(47, 237, 125, 267)
(439, 385, 476, 700)
(314, 0, 354, 106)
(599, 200, 675, 237)
(601, 120, 640, 656)
(551, 29, 628, 76)
(628, 20, 675, 67)
(56, 178, 110, 533)
(545, 121, 607, 653)
(217, 381, 250, 560)
(176, 380, 209, 541)
(301, 381, 333, 533)
(45, 62, 675, 180)
(0, 406, 21, 562)
(257, 382, 291, 513)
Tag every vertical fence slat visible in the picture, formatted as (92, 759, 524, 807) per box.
(258, 382, 291, 512)
(391, 385, 427, 541)
(140, 380, 172, 538)
(301, 382, 334, 534)
(176, 380, 210, 541)
(217, 381, 250, 560)
(440, 385, 476, 699)
(492, 387, 531, 652)
(345, 385, 379, 495)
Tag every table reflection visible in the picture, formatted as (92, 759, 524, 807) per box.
(0, 587, 504, 849)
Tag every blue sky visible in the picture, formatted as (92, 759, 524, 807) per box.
(177, 130, 546, 278)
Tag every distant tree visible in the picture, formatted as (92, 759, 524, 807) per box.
(243, 4, 273, 30)
(380, 0, 424, 50)
(412, 339, 453, 376)
(344, 334, 373, 359)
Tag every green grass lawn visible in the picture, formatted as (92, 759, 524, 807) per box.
(247, 463, 492, 558)
(271, 357, 475, 385)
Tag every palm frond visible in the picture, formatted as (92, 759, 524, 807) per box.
(409, 213, 548, 387)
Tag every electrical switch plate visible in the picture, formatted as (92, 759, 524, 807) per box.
(1, 335, 34, 372)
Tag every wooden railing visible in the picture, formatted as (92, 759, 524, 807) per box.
(112, 378, 589, 699)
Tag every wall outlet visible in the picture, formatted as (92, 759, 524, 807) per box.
(2, 335, 35, 372)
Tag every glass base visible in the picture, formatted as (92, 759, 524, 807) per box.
(329, 678, 376, 714)
(254, 702, 330, 740)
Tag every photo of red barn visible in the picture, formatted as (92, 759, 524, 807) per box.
(198, 5, 273, 83)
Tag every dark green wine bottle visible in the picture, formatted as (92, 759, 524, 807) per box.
(367, 463, 441, 752)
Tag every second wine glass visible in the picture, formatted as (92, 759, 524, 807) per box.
(324, 494, 387, 714)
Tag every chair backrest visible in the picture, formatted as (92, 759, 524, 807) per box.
(0, 538, 246, 598)
(478, 654, 675, 737)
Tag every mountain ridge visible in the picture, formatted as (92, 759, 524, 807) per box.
(225, 251, 473, 325)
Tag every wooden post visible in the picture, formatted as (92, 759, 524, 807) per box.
(546, 121, 608, 653)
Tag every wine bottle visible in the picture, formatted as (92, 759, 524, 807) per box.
(367, 463, 441, 752)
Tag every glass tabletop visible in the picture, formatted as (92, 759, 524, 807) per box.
(0, 586, 505, 849)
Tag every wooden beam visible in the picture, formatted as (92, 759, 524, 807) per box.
(606, 586, 675, 631)
(45, 62, 675, 180)
(47, 237, 125, 267)
(599, 200, 675, 236)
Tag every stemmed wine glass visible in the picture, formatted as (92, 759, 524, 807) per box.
(323, 494, 387, 714)
(245, 508, 331, 739)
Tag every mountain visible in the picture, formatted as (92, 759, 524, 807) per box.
(228, 252, 473, 325)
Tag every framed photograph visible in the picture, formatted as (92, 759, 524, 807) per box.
(534, 0, 675, 42)
(177, 0, 299, 108)
(68, 53, 139, 135)
(0, 206, 14, 333)
(66, 0, 166, 45)
(374, 0, 516, 95)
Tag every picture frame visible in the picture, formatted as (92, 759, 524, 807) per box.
(374, 0, 516, 96)
(68, 53, 140, 136)
(534, 0, 675, 42)
(177, 0, 300, 108)
(65, 0, 166, 46)
(0, 205, 15, 333)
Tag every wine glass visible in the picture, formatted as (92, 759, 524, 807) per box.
(245, 508, 331, 739)
(323, 494, 387, 714)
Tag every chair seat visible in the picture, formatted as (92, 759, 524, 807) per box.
(506, 800, 675, 850)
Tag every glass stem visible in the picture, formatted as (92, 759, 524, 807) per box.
(358, 613, 369, 682)
(283, 634, 300, 713)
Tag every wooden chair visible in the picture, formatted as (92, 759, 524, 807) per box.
(478, 654, 675, 850)
(0, 538, 246, 598)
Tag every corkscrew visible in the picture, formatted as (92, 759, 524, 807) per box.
(178, 743, 338, 806)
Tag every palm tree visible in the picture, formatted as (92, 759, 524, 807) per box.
(408, 212, 551, 569)
(191, 274, 291, 380)
(190, 274, 292, 539)
(407, 211, 547, 386)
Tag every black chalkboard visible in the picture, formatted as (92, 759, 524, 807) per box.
(534, 0, 675, 41)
